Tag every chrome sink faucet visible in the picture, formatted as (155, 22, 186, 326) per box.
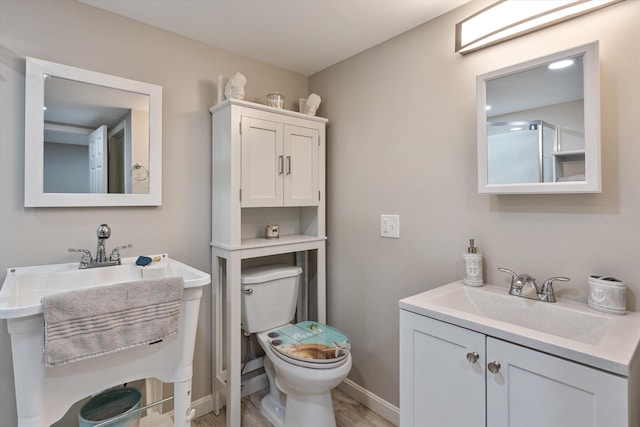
(498, 267, 570, 303)
(95, 223, 110, 263)
(69, 224, 132, 269)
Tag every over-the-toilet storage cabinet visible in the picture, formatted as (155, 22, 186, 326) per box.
(210, 99, 327, 427)
(400, 310, 630, 427)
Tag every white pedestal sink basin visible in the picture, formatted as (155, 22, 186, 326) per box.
(400, 280, 640, 376)
(0, 254, 211, 427)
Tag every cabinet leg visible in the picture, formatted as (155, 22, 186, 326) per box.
(173, 378, 194, 427)
(226, 256, 242, 427)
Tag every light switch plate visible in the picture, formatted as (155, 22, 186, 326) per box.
(380, 214, 400, 238)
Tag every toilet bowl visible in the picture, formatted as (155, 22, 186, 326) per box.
(240, 265, 352, 427)
(257, 326, 352, 427)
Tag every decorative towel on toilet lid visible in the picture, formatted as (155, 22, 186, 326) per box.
(267, 321, 350, 364)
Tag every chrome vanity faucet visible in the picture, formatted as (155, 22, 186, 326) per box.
(498, 267, 570, 303)
(69, 224, 132, 269)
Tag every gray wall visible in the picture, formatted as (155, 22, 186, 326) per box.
(0, 0, 308, 424)
(310, 0, 640, 408)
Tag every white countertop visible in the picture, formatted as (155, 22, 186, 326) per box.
(399, 280, 640, 376)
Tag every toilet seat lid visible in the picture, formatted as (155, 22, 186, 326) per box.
(265, 321, 350, 366)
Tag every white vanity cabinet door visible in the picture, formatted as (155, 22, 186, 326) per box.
(400, 310, 485, 427)
(486, 337, 628, 427)
(240, 117, 319, 207)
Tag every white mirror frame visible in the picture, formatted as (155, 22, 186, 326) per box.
(24, 57, 162, 207)
(477, 42, 601, 194)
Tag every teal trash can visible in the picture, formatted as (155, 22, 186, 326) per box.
(78, 387, 142, 427)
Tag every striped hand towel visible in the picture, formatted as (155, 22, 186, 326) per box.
(42, 276, 184, 367)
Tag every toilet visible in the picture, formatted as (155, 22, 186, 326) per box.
(241, 264, 352, 427)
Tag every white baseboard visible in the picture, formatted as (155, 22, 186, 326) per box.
(188, 377, 399, 425)
(337, 378, 399, 426)
(241, 372, 269, 397)
(191, 393, 216, 419)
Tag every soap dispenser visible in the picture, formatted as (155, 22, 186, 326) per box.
(463, 239, 483, 287)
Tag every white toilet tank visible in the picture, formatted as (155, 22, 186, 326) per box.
(241, 264, 302, 334)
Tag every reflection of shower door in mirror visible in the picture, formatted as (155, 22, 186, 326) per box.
(108, 129, 125, 193)
(89, 125, 107, 193)
(487, 127, 540, 184)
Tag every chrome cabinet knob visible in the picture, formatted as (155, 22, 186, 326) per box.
(466, 352, 479, 364)
(488, 361, 501, 374)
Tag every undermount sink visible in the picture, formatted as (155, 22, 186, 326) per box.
(0, 253, 210, 319)
(400, 281, 640, 376)
(430, 283, 609, 344)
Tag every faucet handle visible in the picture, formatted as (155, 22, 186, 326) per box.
(498, 267, 518, 280)
(540, 277, 570, 302)
(69, 248, 93, 266)
(109, 244, 133, 263)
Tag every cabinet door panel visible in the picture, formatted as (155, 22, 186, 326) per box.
(241, 117, 283, 207)
(486, 337, 627, 427)
(284, 125, 319, 206)
(400, 311, 485, 427)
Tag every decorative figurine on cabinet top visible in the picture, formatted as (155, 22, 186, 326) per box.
(224, 72, 247, 100)
(304, 93, 321, 116)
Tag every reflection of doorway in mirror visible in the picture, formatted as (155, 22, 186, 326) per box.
(89, 125, 107, 193)
(108, 129, 125, 194)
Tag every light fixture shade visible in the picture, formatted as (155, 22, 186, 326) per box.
(455, 0, 624, 54)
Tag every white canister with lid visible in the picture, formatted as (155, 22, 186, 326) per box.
(587, 275, 626, 315)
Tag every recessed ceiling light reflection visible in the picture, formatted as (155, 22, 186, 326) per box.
(548, 59, 575, 70)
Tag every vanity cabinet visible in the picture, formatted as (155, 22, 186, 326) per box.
(241, 117, 319, 207)
(210, 99, 327, 427)
(400, 310, 629, 427)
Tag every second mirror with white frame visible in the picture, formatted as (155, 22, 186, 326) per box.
(24, 57, 163, 207)
(476, 42, 601, 194)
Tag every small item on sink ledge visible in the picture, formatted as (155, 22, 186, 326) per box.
(588, 275, 626, 315)
(135, 256, 153, 266)
(463, 239, 483, 287)
(137, 255, 168, 279)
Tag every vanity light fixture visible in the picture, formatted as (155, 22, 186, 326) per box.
(455, 0, 624, 54)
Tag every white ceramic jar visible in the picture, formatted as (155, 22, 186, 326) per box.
(587, 275, 626, 315)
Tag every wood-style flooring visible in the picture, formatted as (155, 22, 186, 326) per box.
(192, 388, 395, 427)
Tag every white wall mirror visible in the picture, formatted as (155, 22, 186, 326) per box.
(25, 57, 162, 207)
(476, 42, 600, 194)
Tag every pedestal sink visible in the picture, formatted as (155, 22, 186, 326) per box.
(0, 254, 211, 427)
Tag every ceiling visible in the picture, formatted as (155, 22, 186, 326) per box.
(78, 0, 470, 76)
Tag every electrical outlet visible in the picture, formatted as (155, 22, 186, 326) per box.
(380, 214, 400, 238)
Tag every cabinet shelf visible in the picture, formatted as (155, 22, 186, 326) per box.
(212, 234, 326, 251)
(551, 149, 585, 162)
(241, 234, 326, 249)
